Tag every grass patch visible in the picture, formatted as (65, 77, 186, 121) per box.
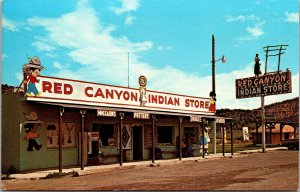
(41, 170, 79, 179)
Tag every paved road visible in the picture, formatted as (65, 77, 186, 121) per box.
(2, 150, 299, 190)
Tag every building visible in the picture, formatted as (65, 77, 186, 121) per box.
(252, 123, 298, 145)
(2, 73, 231, 172)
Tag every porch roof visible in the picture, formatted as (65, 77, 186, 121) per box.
(30, 101, 233, 122)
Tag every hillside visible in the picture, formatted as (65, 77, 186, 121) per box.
(217, 97, 299, 130)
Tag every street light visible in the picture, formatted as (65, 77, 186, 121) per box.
(216, 55, 226, 63)
(210, 34, 226, 154)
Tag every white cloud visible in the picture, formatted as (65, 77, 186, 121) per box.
(32, 41, 56, 52)
(26, 1, 298, 110)
(46, 53, 57, 58)
(53, 61, 63, 69)
(237, 21, 265, 41)
(111, 0, 140, 15)
(285, 12, 299, 23)
(226, 14, 260, 22)
(3, 17, 18, 31)
(227, 14, 265, 43)
(125, 15, 136, 25)
(246, 25, 264, 37)
(226, 15, 246, 22)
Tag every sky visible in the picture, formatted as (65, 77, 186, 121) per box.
(2, 0, 299, 110)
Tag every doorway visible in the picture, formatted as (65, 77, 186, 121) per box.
(132, 125, 143, 160)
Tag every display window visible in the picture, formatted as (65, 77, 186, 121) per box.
(157, 126, 174, 145)
(92, 124, 116, 147)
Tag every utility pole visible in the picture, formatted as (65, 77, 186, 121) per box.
(261, 44, 288, 153)
(211, 34, 217, 154)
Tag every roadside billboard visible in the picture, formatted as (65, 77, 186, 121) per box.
(235, 70, 292, 99)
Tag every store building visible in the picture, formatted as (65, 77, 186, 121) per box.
(2, 73, 231, 172)
(252, 123, 298, 145)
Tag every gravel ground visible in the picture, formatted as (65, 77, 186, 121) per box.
(2, 150, 299, 191)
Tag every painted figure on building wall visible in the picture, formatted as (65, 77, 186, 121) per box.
(209, 91, 216, 112)
(23, 112, 44, 151)
(23, 56, 45, 97)
(139, 75, 147, 106)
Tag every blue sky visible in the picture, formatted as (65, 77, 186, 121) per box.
(2, 0, 299, 109)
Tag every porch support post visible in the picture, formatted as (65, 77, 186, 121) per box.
(280, 123, 284, 145)
(222, 125, 225, 157)
(179, 117, 183, 161)
(212, 121, 217, 154)
(80, 109, 86, 170)
(231, 121, 234, 156)
(270, 124, 272, 144)
(256, 123, 259, 144)
(59, 108, 64, 173)
(202, 119, 205, 158)
(119, 113, 124, 166)
(152, 115, 156, 164)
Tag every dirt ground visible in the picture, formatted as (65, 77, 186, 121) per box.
(2, 150, 299, 191)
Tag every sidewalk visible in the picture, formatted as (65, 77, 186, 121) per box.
(9, 147, 288, 180)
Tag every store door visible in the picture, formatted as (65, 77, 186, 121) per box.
(132, 125, 143, 160)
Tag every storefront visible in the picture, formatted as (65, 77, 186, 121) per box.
(2, 68, 232, 172)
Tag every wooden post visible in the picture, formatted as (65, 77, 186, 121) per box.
(119, 113, 124, 166)
(179, 117, 183, 161)
(256, 123, 259, 144)
(231, 121, 234, 156)
(280, 124, 284, 145)
(59, 108, 64, 173)
(269, 124, 272, 144)
(80, 109, 86, 170)
(202, 120, 205, 158)
(152, 115, 156, 164)
(222, 125, 225, 157)
(261, 96, 266, 153)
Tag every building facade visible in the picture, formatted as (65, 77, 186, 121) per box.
(2, 74, 228, 172)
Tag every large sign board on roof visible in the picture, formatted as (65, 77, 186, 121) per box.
(235, 70, 292, 99)
(26, 76, 215, 115)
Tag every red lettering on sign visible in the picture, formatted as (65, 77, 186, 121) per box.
(43, 81, 73, 95)
(185, 99, 190, 107)
(64, 84, 73, 95)
(85, 87, 93, 97)
(54, 82, 62, 94)
(205, 101, 209, 109)
(123, 91, 130, 101)
(94, 88, 105, 98)
(42, 81, 52, 93)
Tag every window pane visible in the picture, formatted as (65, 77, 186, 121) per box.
(93, 124, 114, 146)
(157, 126, 173, 144)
